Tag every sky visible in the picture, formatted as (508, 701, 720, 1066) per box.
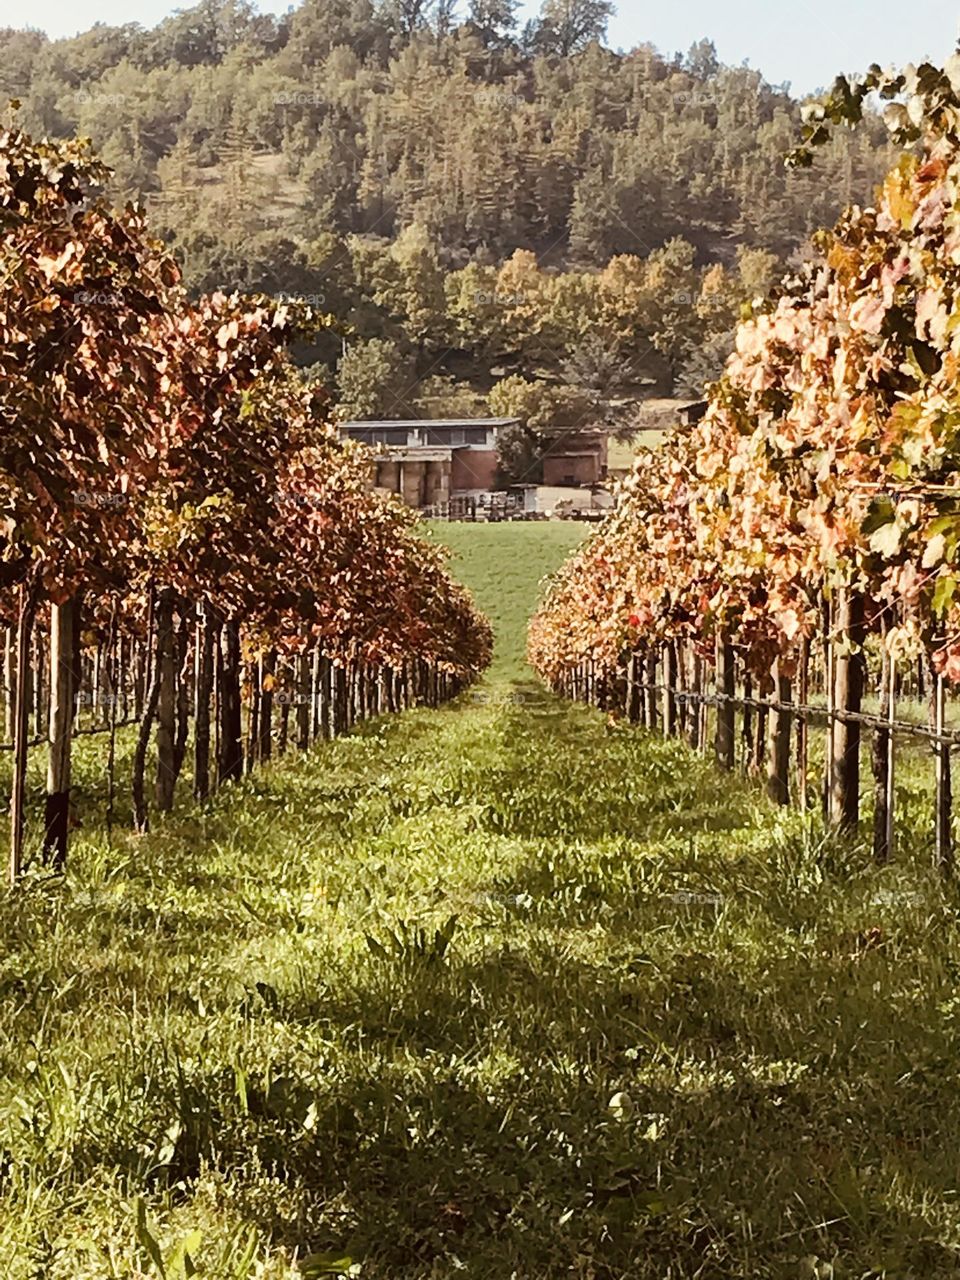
(1, 0, 957, 98)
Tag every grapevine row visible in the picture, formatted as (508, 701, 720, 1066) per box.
(0, 123, 492, 880)
(529, 56, 960, 850)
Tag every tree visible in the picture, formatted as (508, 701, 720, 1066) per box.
(337, 338, 413, 418)
(495, 421, 543, 484)
(642, 237, 703, 384)
(433, 0, 461, 39)
(534, 0, 613, 56)
(281, 0, 385, 67)
(685, 38, 719, 80)
(384, 0, 432, 38)
(467, 0, 519, 45)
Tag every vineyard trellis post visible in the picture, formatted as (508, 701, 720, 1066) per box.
(10, 580, 37, 884)
(155, 589, 177, 811)
(715, 638, 735, 770)
(934, 672, 953, 875)
(872, 637, 895, 863)
(194, 605, 215, 801)
(795, 639, 810, 810)
(45, 596, 78, 866)
(767, 663, 792, 806)
(829, 587, 864, 831)
(662, 644, 677, 737)
(218, 619, 244, 784)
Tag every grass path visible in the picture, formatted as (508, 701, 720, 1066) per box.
(2, 525, 960, 1279)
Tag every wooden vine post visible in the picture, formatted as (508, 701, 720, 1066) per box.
(872, 638, 895, 863)
(933, 671, 953, 875)
(258, 650, 275, 763)
(715, 638, 735, 770)
(218, 619, 244, 783)
(297, 653, 311, 749)
(9, 580, 37, 884)
(173, 611, 191, 786)
(194, 605, 215, 801)
(625, 653, 640, 724)
(44, 596, 77, 868)
(154, 589, 177, 811)
(767, 662, 792, 806)
(795, 638, 810, 810)
(644, 648, 657, 728)
(751, 685, 769, 778)
(829, 587, 864, 831)
(662, 642, 677, 737)
(822, 594, 834, 820)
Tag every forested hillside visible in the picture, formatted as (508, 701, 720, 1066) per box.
(1, 0, 899, 414)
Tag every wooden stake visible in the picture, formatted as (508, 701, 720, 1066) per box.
(796, 639, 810, 811)
(154, 589, 177, 811)
(934, 672, 953, 876)
(829, 587, 864, 831)
(44, 596, 77, 867)
(194, 606, 215, 802)
(767, 665, 792, 806)
(10, 582, 36, 884)
(662, 643, 677, 736)
(715, 638, 735, 770)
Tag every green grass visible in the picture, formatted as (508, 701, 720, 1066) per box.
(2, 523, 960, 1279)
(607, 432, 666, 473)
(423, 520, 587, 680)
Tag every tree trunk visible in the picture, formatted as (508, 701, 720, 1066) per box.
(44, 596, 78, 868)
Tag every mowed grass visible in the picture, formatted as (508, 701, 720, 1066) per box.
(2, 523, 960, 1278)
(423, 519, 587, 680)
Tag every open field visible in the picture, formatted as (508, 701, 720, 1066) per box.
(1, 524, 959, 1279)
(423, 520, 587, 680)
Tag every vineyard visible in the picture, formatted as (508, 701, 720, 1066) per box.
(530, 57, 960, 865)
(0, 122, 492, 881)
(2, 518, 960, 1279)
(9, 46, 960, 1280)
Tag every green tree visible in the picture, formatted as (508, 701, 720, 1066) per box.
(468, 0, 519, 45)
(534, 0, 613, 55)
(337, 338, 413, 419)
(495, 421, 543, 484)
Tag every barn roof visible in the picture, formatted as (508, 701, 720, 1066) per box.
(341, 418, 519, 430)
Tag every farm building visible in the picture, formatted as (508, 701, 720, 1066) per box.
(539, 427, 609, 487)
(340, 418, 519, 509)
